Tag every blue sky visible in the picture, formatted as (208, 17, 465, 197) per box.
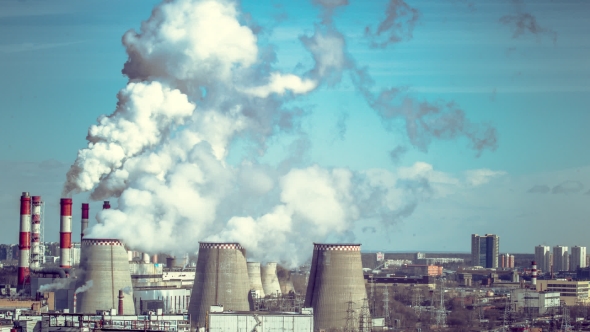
(0, 0, 589, 259)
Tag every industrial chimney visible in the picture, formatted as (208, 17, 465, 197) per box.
(118, 290, 124, 316)
(30, 196, 42, 269)
(81, 203, 89, 240)
(18, 192, 31, 288)
(261, 262, 282, 297)
(188, 242, 250, 328)
(246, 262, 265, 298)
(76, 238, 134, 314)
(102, 201, 111, 210)
(60, 198, 73, 269)
(304, 243, 369, 331)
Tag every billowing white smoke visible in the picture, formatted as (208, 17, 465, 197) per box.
(75, 280, 93, 294)
(63, 0, 494, 266)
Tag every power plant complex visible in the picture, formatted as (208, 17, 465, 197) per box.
(4, 192, 374, 332)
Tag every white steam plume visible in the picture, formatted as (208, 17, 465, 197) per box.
(39, 278, 74, 292)
(65, 0, 498, 267)
(75, 280, 93, 294)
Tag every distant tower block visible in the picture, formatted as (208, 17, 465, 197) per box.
(247, 262, 266, 298)
(304, 243, 369, 331)
(188, 243, 250, 328)
(261, 262, 282, 297)
(77, 238, 134, 314)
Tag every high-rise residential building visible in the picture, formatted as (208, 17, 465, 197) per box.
(570, 246, 587, 271)
(553, 245, 569, 272)
(471, 234, 500, 268)
(535, 245, 551, 273)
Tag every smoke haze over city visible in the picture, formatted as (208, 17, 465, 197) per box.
(0, 0, 589, 262)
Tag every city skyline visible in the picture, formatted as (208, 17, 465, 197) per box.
(0, 0, 589, 259)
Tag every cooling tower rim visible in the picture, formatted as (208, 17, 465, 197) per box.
(313, 243, 361, 251)
(199, 242, 244, 250)
(82, 238, 124, 246)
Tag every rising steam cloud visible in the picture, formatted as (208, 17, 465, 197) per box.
(64, 0, 498, 266)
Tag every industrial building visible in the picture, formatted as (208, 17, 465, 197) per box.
(536, 279, 590, 306)
(208, 305, 313, 332)
(509, 289, 560, 315)
(471, 234, 500, 268)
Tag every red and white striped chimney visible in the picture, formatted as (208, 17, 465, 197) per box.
(31, 196, 42, 269)
(18, 192, 31, 287)
(81, 203, 89, 240)
(60, 198, 73, 269)
(103, 201, 111, 210)
(531, 260, 537, 286)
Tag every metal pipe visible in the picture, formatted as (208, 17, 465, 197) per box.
(81, 203, 89, 240)
(18, 192, 31, 287)
(60, 198, 73, 269)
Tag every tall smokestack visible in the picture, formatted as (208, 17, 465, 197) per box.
(118, 290, 124, 316)
(60, 198, 73, 269)
(30, 196, 42, 269)
(305, 243, 369, 331)
(531, 261, 537, 286)
(81, 203, 89, 240)
(103, 201, 111, 210)
(18, 192, 31, 288)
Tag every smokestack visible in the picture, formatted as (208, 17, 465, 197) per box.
(18, 192, 31, 288)
(30, 196, 42, 269)
(102, 201, 111, 210)
(261, 262, 282, 297)
(304, 243, 369, 331)
(532, 261, 537, 286)
(77, 238, 134, 314)
(60, 198, 73, 269)
(188, 242, 250, 328)
(73, 293, 77, 314)
(246, 262, 265, 298)
(118, 290, 124, 316)
(81, 203, 89, 240)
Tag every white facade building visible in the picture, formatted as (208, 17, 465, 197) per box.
(510, 289, 560, 315)
(570, 246, 587, 271)
(553, 245, 569, 272)
(208, 306, 313, 332)
(535, 245, 551, 273)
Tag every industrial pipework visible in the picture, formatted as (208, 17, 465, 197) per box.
(60, 198, 73, 269)
(18, 192, 31, 288)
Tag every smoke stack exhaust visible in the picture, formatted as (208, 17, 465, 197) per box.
(118, 290, 124, 316)
(60, 198, 73, 269)
(30, 196, 42, 270)
(81, 203, 89, 240)
(102, 201, 111, 210)
(18, 192, 31, 288)
(531, 260, 537, 286)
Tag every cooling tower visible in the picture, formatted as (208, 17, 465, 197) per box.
(246, 262, 265, 298)
(304, 243, 369, 331)
(261, 262, 282, 297)
(188, 243, 250, 328)
(77, 238, 135, 314)
(279, 278, 295, 294)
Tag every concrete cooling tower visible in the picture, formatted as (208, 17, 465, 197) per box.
(261, 262, 282, 297)
(304, 243, 369, 331)
(279, 278, 295, 294)
(247, 262, 265, 298)
(77, 239, 135, 314)
(188, 243, 251, 328)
